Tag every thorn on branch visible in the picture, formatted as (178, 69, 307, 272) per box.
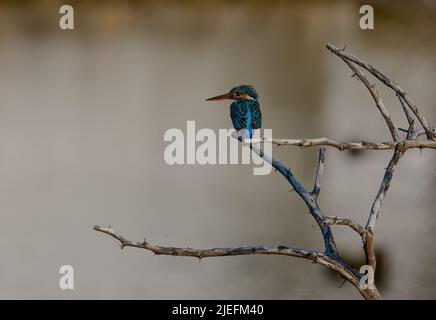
(311, 148, 326, 200)
(339, 279, 347, 288)
(407, 119, 415, 139)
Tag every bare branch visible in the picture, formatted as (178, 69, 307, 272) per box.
(364, 144, 406, 270)
(397, 95, 418, 140)
(366, 145, 405, 234)
(325, 216, 366, 236)
(311, 148, 326, 200)
(415, 129, 435, 139)
(327, 43, 435, 140)
(93, 225, 367, 295)
(398, 94, 415, 128)
(244, 137, 436, 150)
(243, 135, 339, 257)
(327, 47, 399, 142)
(406, 119, 416, 140)
(94, 225, 321, 259)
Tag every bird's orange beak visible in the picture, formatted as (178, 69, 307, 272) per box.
(206, 93, 232, 101)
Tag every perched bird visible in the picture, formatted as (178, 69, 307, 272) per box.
(206, 85, 262, 139)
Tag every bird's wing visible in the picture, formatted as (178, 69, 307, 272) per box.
(250, 101, 262, 129)
(230, 102, 248, 130)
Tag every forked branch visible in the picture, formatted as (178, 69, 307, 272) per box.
(326, 43, 435, 140)
(94, 44, 434, 300)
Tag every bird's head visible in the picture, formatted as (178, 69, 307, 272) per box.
(206, 85, 258, 102)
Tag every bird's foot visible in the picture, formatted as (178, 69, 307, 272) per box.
(237, 129, 252, 142)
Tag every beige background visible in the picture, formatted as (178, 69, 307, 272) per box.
(0, 0, 435, 299)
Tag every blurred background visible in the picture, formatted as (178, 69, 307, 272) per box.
(0, 0, 435, 299)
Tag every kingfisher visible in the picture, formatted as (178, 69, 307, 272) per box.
(206, 85, 262, 139)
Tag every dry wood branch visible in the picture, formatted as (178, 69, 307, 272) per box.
(311, 148, 326, 200)
(328, 48, 399, 142)
(93, 224, 368, 296)
(406, 119, 416, 140)
(366, 145, 405, 233)
(398, 94, 415, 128)
(325, 216, 366, 236)
(325, 43, 434, 278)
(327, 43, 435, 140)
(244, 136, 339, 258)
(243, 137, 436, 150)
(364, 145, 406, 271)
(93, 225, 321, 259)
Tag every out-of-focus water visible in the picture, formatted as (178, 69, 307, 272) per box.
(0, 1, 435, 299)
